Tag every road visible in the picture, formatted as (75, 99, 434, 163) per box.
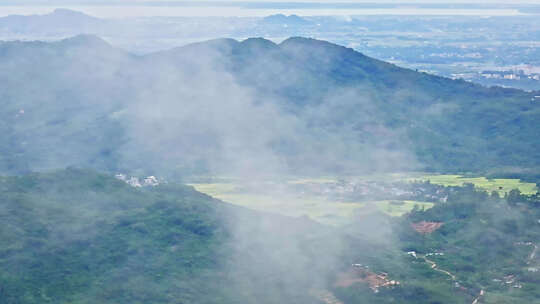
(417, 254, 485, 304)
(418, 254, 456, 281)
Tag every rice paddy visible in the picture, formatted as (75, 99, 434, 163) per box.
(188, 183, 364, 225)
(189, 181, 434, 225)
(188, 173, 536, 226)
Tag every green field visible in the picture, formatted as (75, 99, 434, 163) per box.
(414, 175, 538, 195)
(189, 183, 362, 225)
(188, 173, 536, 225)
(189, 181, 435, 225)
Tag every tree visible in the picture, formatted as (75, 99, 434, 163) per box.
(506, 189, 523, 206)
(490, 190, 500, 201)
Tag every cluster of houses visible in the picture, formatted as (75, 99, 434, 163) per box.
(491, 274, 525, 289)
(481, 71, 540, 81)
(292, 180, 449, 203)
(115, 173, 161, 187)
(406, 251, 445, 258)
(479, 65, 540, 85)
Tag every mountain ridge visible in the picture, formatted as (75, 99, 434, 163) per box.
(0, 33, 535, 97)
(0, 35, 538, 176)
(0, 8, 101, 31)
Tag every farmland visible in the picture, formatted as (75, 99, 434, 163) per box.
(414, 175, 538, 195)
(189, 181, 365, 225)
(188, 178, 435, 225)
(188, 174, 536, 225)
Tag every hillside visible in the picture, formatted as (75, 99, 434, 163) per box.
(394, 186, 540, 303)
(203, 37, 539, 172)
(0, 35, 538, 177)
(0, 169, 350, 303)
(1, 170, 538, 303)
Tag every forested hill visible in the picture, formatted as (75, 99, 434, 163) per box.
(155, 37, 539, 172)
(1, 35, 538, 176)
(0, 169, 347, 303)
(2, 169, 539, 303)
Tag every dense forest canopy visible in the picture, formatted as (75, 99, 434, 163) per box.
(1, 169, 538, 303)
(1, 35, 538, 179)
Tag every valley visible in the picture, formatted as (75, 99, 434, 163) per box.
(188, 174, 537, 225)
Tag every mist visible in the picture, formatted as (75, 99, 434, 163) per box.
(1, 7, 538, 300)
(78, 35, 415, 302)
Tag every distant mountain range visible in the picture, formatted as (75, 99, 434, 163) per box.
(260, 14, 311, 25)
(0, 35, 538, 177)
(0, 9, 103, 32)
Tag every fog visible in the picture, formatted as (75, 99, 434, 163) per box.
(0, 0, 539, 301)
(1, 3, 538, 302)
(107, 37, 411, 301)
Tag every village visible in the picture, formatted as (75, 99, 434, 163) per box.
(289, 179, 450, 204)
(115, 173, 162, 187)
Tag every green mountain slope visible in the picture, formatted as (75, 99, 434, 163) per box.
(0, 169, 358, 304)
(2, 170, 538, 303)
(217, 37, 540, 172)
(0, 169, 231, 303)
(0, 36, 538, 176)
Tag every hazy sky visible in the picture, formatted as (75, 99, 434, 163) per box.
(3, 0, 540, 4)
(1, 1, 538, 17)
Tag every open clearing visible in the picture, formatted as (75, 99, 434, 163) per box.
(187, 185, 365, 225)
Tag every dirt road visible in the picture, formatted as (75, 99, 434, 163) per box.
(472, 289, 484, 304)
(528, 244, 538, 264)
(418, 255, 456, 281)
(417, 254, 485, 304)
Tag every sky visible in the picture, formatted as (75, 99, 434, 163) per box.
(1, 1, 539, 17)
(3, 0, 540, 5)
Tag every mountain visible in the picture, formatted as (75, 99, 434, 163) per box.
(0, 35, 538, 178)
(0, 168, 397, 304)
(222, 37, 540, 173)
(0, 35, 134, 174)
(260, 14, 312, 26)
(1, 169, 538, 303)
(0, 9, 103, 33)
